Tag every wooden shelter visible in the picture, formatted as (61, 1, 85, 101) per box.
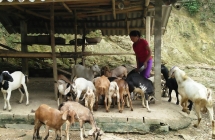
(0, 0, 178, 101)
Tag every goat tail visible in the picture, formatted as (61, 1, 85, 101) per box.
(25, 75, 29, 83)
(98, 87, 106, 95)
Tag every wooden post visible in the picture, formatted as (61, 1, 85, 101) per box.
(74, 10, 77, 64)
(145, 16, 150, 45)
(20, 21, 28, 75)
(50, 3, 58, 100)
(154, 1, 162, 103)
(82, 23, 86, 66)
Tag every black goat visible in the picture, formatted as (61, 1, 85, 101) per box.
(161, 64, 193, 111)
(125, 69, 154, 112)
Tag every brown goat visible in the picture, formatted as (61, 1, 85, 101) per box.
(114, 79, 133, 113)
(59, 101, 102, 140)
(101, 65, 128, 78)
(33, 104, 76, 140)
(93, 75, 110, 111)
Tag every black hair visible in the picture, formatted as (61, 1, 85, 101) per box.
(129, 30, 141, 37)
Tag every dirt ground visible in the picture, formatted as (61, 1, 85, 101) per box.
(0, 115, 213, 140)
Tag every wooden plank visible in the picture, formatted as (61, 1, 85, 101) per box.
(112, 0, 116, 20)
(12, 5, 49, 20)
(61, 2, 73, 15)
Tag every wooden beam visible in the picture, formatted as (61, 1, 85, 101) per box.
(0, 51, 134, 58)
(12, 5, 49, 20)
(112, 0, 116, 19)
(61, 2, 73, 15)
(0, 0, 111, 5)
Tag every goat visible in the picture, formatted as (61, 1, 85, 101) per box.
(169, 66, 214, 129)
(56, 74, 75, 106)
(59, 101, 102, 140)
(106, 81, 120, 112)
(72, 77, 96, 102)
(126, 69, 154, 112)
(0, 71, 29, 111)
(33, 104, 76, 140)
(71, 64, 101, 81)
(108, 77, 133, 113)
(81, 87, 95, 113)
(93, 75, 110, 111)
(101, 65, 127, 78)
(161, 64, 193, 110)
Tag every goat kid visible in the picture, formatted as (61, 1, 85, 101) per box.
(169, 66, 214, 129)
(93, 75, 110, 111)
(56, 74, 75, 106)
(33, 104, 76, 140)
(59, 101, 102, 140)
(0, 71, 29, 111)
(72, 77, 96, 102)
(106, 81, 120, 112)
(81, 86, 95, 113)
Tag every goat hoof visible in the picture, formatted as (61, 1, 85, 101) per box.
(131, 109, 133, 111)
(119, 110, 122, 113)
(176, 102, 179, 105)
(193, 124, 198, 128)
(168, 99, 171, 102)
(106, 110, 109, 112)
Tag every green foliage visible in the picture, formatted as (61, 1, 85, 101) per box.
(86, 30, 102, 38)
(182, 0, 201, 16)
(180, 31, 191, 39)
(0, 23, 20, 48)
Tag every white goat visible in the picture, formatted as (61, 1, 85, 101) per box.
(81, 87, 95, 113)
(106, 81, 120, 112)
(59, 101, 102, 140)
(72, 77, 96, 102)
(57, 74, 74, 106)
(71, 64, 101, 81)
(169, 66, 214, 131)
(33, 104, 76, 140)
(0, 71, 29, 111)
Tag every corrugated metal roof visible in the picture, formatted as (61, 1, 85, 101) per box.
(0, 0, 173, 36)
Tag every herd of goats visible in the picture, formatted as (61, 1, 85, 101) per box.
(0, 63, 214, 139)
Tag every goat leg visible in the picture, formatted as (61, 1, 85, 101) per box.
(168, 89, 172, 103)
(3, 92, 7, 110)
(175, 90, 180, 105)
(18, 88, 24, 104)
(146, 100, 151, 112)
(212, 120, 215, 139)
(44, 125, 50, 140)
(193, 104, 202, 127)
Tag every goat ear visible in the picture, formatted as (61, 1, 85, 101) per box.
(64, 86, 71, 95)
(88, 129, 94, 136)
(62, 110, 68, 121)
(69, 110, 76, 124)
(0, 73, 3, 83)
